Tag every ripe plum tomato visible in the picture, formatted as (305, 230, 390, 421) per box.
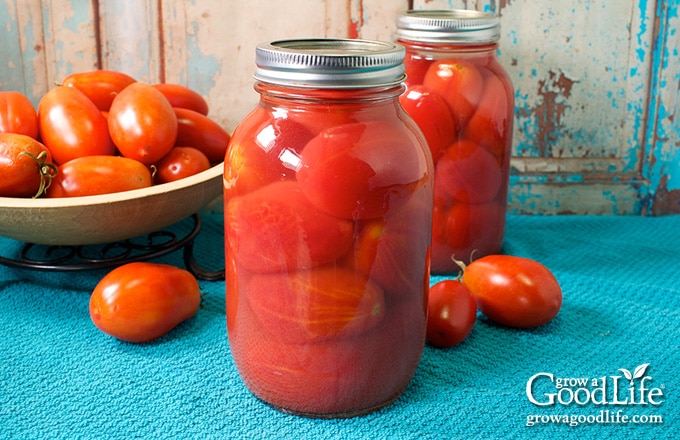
(155, 146, 210, 184)
(225, 181, 354, 272)
(288, 107, 357, 136)
(344, 190, 432, 299)
(248, 267, 385, 344)
(297, 121, 427, 219)
(38, 86, 116, 164)
(108, 82, 178, 165)
(230, 293, 424, 415)
(0, 91, 39, 139)
(0, 133, 56, 198)
(154, 147, 210, 183)
(173, 107, 230, 163)
(432, 200, 505, 273)
(153, 83, 209, 115)
(225, 116, 314, 196)
(427, 279, 477, 348)
(89, 262, 201, 343)
(435, 139, 501, 204)
(423, 59, 484, 129)
(61, 69, 136, 111)
(403, 53, 433, 88)
(46, 155, 151, 197)
(399, 85, 456, 162)
(462, 255, 562, 328)
(464, 74, 513, 159)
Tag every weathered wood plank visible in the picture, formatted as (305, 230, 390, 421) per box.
(413, 0, 659, 214)
(1, 0, 47, 104)
(346, 0, 410, 40)
(98, 0, 160, 82)
(40, 0, 99, 85)
(0, 0, 677, 214)
(643, 0, 680, 215)
(159, 0, 352, 131)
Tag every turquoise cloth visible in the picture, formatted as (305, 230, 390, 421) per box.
(1, 214, 677, 439)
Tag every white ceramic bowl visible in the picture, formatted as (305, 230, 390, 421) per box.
(0, 163, 223, 246)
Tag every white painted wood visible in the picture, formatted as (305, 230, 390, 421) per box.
(160, 0, 352, 131)
(98, 0, 161, 82)
(40, 0, 99, 84)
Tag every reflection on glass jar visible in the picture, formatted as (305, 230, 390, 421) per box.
(223, 39, 434, 418)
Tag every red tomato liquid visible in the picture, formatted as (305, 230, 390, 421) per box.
(399, 42, 514, 273)
(224, 88, 433, 417)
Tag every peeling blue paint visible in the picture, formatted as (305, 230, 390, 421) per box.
(636, 0, 651, 62)
(0, 2, 22, 90)
(57, 2, 91, 34)
(1, 1, 41, 104)
(554, 174, 584, 183)
(184, 21, 220, 97)
(0, 1, 676, 214)
(642, 0, 680, 212)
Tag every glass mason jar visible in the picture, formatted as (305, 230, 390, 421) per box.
(223, 39, 434, 417)
(396, 10, 514, 274)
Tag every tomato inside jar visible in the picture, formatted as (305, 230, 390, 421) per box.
(223, 39, 433, 418)
(396, 10, 514, 273)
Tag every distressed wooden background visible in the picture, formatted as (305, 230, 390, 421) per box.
(1, 0, 678, 215)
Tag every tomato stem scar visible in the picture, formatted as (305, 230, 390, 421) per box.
(19, 150, 58, 198)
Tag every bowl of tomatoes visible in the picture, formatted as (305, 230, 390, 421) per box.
(0, 70, 228, 246)
(0, 163, 223, 246)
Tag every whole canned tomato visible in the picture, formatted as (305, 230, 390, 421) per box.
(224, 39, 433, 417)
(396, 10, 514, 273)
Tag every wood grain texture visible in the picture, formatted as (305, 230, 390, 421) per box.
(0, 164, 222, 245)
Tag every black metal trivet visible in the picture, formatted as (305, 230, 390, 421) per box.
(0, 214, 225, 281)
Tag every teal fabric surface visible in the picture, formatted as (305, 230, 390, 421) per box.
(1, 214, 677, 440)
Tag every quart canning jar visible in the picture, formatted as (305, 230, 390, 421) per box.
(396, 10, 514, 274)
(223, 39, 434, 417)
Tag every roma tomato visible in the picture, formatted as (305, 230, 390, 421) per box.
(430, 200, 506, 273)
(0, 133, 56, 198)
(224, 115, 314, 196)
(61, 69, 136, 111)
(155, 146, 211, 184)
(0, 91, 39, 139)
(344, 190, 431, 299)
(173, 107, 230, 163)
(89, 262, 201, 343)
(225, 181, 354, 272)
(462, 255, 562, 328)
(435, 139, 501, 204)
(46, 155, 151, 197)
(286, 103, 358, 136)
(399, 85, 456, 162)
(297, 121, 425, 219)
(38, 86, 115, 164)
(427, 279, 477, 348)
(248, 267, 385, 343)
(423, 59, 484, 129)
(403, 53, 433, 88)
(230, 292, 424, 415)
(153, 83, 209, 115)
(108, 82, 178, 165)
(464, 74, 513, 159)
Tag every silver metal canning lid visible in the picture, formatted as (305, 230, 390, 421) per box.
(395, 10, 500, 44)
(254, 39, 406, 88)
